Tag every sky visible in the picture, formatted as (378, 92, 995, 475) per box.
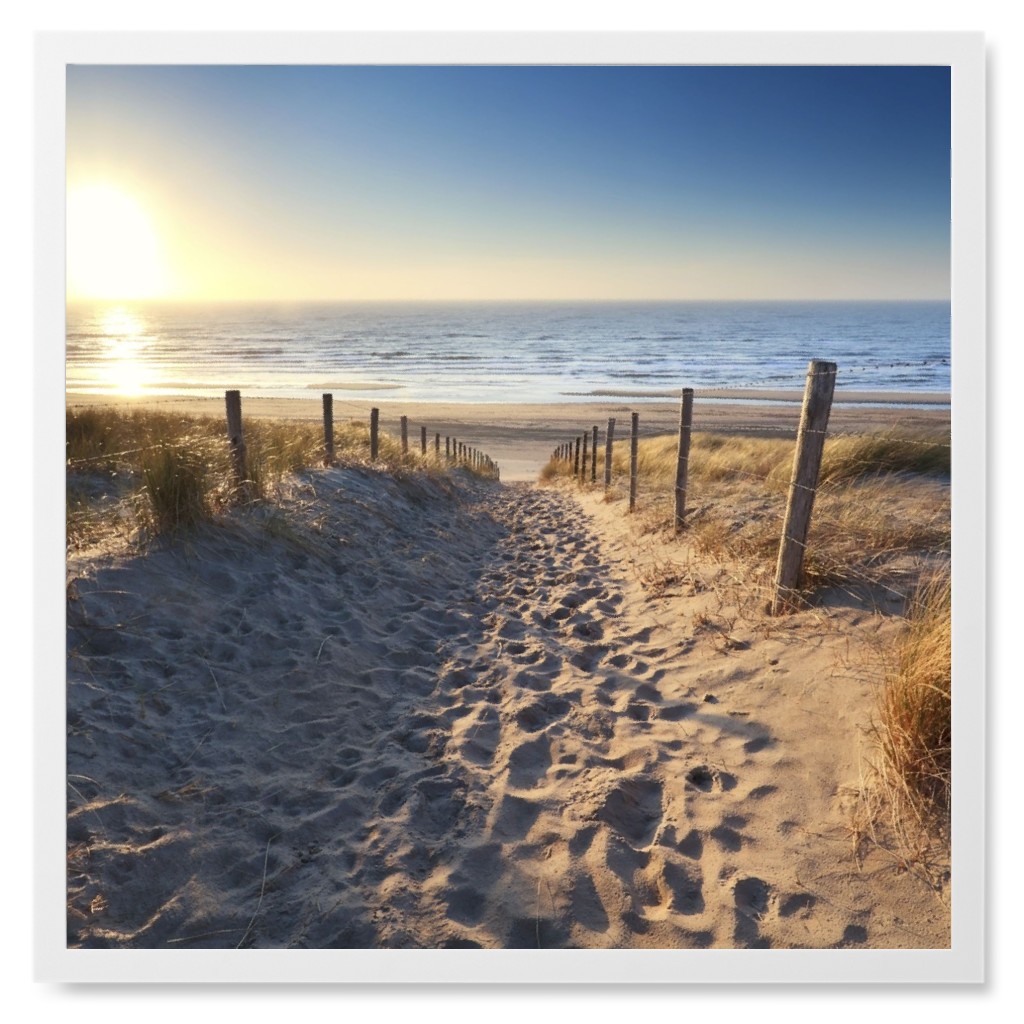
(65, 64, 951, 302)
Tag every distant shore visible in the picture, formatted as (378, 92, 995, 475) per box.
(66, 390, 951, 482)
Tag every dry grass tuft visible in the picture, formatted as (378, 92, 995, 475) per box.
(67, 406, 495, 548)
(847, 572, 951, 892)
(140, 444, 211, 533)
(873, 573, 951, 819)
(819, 430, 950, 485)
(543, 427, 951, 606)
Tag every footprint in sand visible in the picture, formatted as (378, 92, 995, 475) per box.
(733, 876, 773, 947)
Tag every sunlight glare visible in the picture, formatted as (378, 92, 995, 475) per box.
(101, 306, 150, 395)
(67, 183, 171, 300)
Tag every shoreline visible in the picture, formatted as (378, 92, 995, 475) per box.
(66, 391, 951, 482)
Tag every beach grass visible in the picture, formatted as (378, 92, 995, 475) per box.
(544, 427, 951, 602)
(873, 572, 952, 818)
(851, 571, 952, 886)
(66, 406, 496, 546)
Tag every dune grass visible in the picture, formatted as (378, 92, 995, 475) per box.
(542, 426, 951, 603)
(140, 444, 211, 534)
(853, 571, 952, 886)
(67, 406, 496, 547)
(874, 573, 952, 817)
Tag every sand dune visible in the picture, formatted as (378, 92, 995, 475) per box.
(66, 465, 949, 949)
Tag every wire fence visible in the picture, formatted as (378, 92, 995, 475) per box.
(67, 367, 949, 614)
(547, 360, 950, 616)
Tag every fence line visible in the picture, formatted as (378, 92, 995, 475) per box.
(70, 365, 946, 613)
(545, 359, 948, 614)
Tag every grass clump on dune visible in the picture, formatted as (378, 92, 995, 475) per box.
(541, 426, 951, 601)
(819, 431, 950, 484)
(140, 444, 212, 533)
(873, 574, 951, 819)
(67, 406, 495, 548)
(854, 572, 951, 887)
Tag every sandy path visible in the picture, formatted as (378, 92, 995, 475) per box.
(66, 471, 948, 949)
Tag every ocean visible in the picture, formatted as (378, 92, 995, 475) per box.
(65, 300, 951, 405)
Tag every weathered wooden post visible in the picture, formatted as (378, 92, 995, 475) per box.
(629, 412, 639, 513)
(225, 390, 246, 483)
(446, 436, 451, 461)
(580, 430, 589, 484)
(604, 418, 616, 488)
(591, 425, 598, 482)
(322, 393, 335, 465)
(574, 435, 581, 476)
(674, 388, 694, 532)
(435, 432, 441, 455)
(400, 416, 409, 453)
(370, 407, 379, 461)
(770, 360, 838, 615)
(421, 425, 427, 455)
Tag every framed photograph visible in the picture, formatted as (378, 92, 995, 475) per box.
(38, 31, 984, 983)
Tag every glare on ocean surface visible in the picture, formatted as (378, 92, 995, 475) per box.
(100, 308, 150, 395)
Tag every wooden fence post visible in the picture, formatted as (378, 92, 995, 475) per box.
(322, 393, 334, 465)
(421, 425, 427, 455)
(591, 425, 598, 482)
(400, 416, 409, 453)
(370, 407, 379, 461)
(225, 390, 246, 483)
(446, 436, 451, 461)
(770, 360, 838, 615)
(629, 412, 639, 513)
(581, 430, 588, 484)
(674, 388, 694, 532)
(604, 418, 616, 489)
(574, 435, 581, 476)
(435, 432, 441, 455)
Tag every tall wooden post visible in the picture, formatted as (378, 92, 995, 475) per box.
(629, 412, 639, 513)
(604, 418, 616, 488)
(400, 416, 409, 453)
(322, 393, 334, 465)
(420, 425, 427, 455)
(435, 432, 441, 455)
(591, 425, 598, 482)
(580, 430, 589, 484)
(574, 436, 581, 476)
(370, 407, 379, 461)
(674, 388, 694, 532)
(225, 390, 246, 483)
(770, 360, 838, 615)
(446, 436, 451, 461)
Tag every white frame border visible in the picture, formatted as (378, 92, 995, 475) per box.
(36, 30, 985, 984)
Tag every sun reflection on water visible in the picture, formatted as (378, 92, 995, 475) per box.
(100, 307, 151, 395)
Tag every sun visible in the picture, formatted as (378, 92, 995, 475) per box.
(67, 182, 172, 300)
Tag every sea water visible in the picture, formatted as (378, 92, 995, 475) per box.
(65, 300, 950, 405)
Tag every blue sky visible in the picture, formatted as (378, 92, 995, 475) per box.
(65, 64, 951, 301)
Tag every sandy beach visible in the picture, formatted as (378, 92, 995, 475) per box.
(66, 391, 950, 482)
(66, 392, 950, 949)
